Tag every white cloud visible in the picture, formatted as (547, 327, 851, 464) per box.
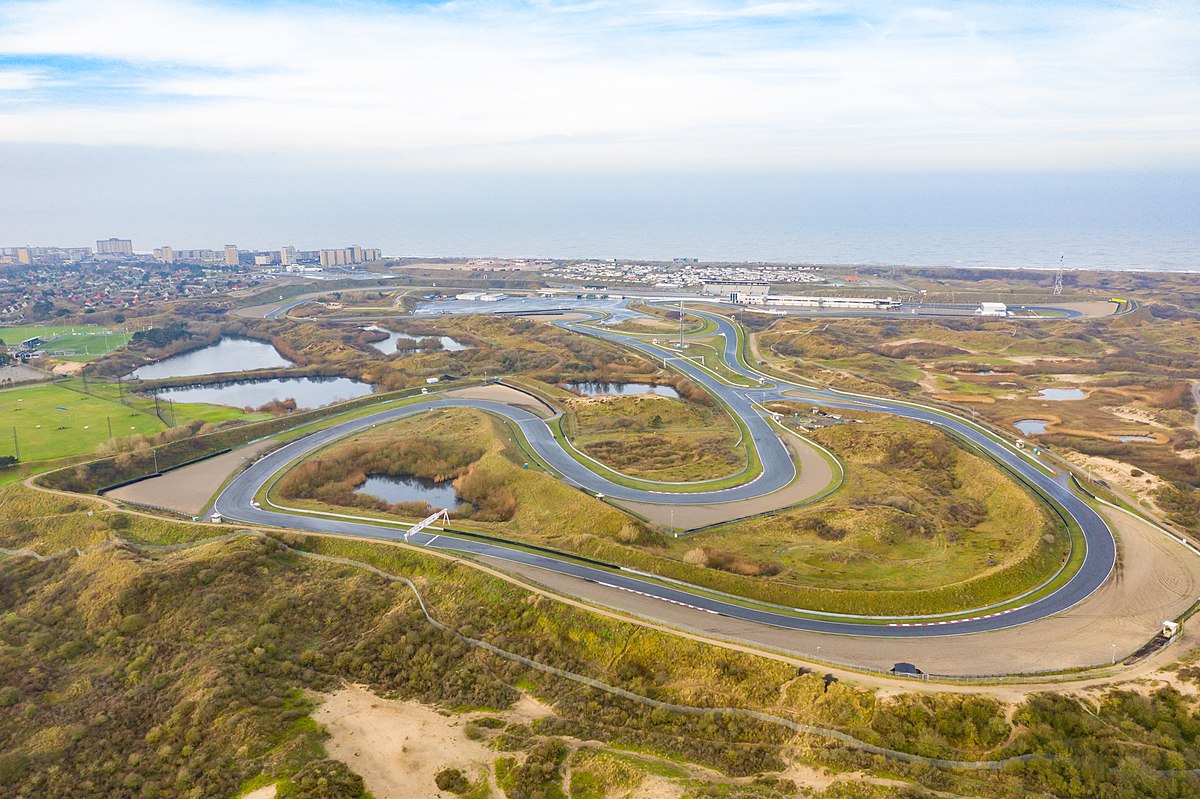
(0, 0, 1196, 169)
(0, 69, 41, 91)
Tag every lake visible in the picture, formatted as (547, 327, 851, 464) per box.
(128, 337, 292, 380)
(154, 376, 372, 409)
(356, 474, 459, 509)
(569, 382, 680, 397)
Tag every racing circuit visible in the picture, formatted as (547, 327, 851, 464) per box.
(214, 303, 1120, 641)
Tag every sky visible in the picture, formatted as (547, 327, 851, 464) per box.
(1, 0, 1198, 257)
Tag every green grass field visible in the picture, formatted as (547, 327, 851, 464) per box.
(0, 324, 133, 361)
(0, 382, 166, 462)
(0, 378, 258, 466)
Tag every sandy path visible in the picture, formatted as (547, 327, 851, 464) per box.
(107, 440, 276, 516)
(481, 505, 1200, 679)
(442, 384, 555, 419)
(613, 432, 834, 528)
(313, 685, 501, 799)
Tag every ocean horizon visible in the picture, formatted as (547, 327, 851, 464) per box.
(5, 159, 1198, 272)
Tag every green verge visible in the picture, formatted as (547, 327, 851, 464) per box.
(545, 395, 764, 493)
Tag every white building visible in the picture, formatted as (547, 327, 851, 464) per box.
(702, 281, 771, 302)
(741, 295, 901, 311)
(977, 302, 1009, 317)
(97, 238, 133, 255)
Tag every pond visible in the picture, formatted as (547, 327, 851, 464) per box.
(355, 474, 459, 509)
(361, 327, 467, 354)
(361, 326, 415, 355)
(1037, 388, 1087, 401)
(1013, 419, 1048, 435)
(153, 376, 373, 409)
(1116, 434, 1156, 443)
(569, 382, 680, 398)
(128, 337, 292, 380)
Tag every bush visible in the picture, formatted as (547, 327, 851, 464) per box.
(278, 759, 364, 799)
(434, 767, 470, 794)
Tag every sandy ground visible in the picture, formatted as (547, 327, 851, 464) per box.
(1061, 451, 1167, 510)
(0, 363, 47, 385)
(107, 440, 276, 516)
(241, 785, 277, 799)
(613, 432, 834, 528)
(443, 384, 556, 419)
(479, 504, 1200, 678)
(50, 361, 84, 375)
(313, 684, 906, 798)
(1103, 405, 1168, 427)
(314, 684, 527, 799)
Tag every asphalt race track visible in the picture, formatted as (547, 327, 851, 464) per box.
(214, 306, 1117, 639)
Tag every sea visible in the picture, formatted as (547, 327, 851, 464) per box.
(11, 158, 1199, 271)
(359, 172, 1200, 272)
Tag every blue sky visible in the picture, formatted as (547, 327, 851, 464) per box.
(1, 0, 1197, 171)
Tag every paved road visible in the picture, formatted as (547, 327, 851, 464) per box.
(214, 307, 1117, 638)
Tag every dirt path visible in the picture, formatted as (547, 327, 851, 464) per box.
(613, 431, 835, 528)
(106, 440, 276, 516)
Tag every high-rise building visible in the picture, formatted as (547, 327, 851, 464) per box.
(223, 245, 239, 266)
(153, 246, 175, 263)
(97, 238, 133, 255)
(16, 247, 32, 265)
(280, 245, 298, 266)
(319, 245, 378, 267)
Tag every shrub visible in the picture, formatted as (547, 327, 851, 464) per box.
(434, 767, 470, 794)
(278, 759, 364, 799)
